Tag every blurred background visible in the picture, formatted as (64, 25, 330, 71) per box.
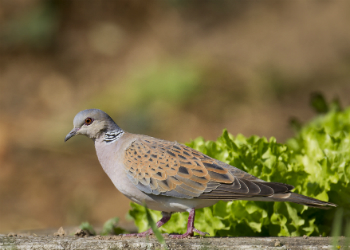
(0, 0, 350, 233)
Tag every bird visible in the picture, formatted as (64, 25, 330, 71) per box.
(65, 109, 336, 238)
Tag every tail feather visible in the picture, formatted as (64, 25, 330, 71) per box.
(272, 193, 336, 209)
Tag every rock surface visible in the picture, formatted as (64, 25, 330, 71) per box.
(0, 235, 348, 249)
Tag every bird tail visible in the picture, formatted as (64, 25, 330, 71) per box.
(272, 193, 336, 209)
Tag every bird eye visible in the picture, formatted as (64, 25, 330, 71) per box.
(84, 117, 93, 125)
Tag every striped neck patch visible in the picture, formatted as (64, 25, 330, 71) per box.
(104, 130, 124, 143)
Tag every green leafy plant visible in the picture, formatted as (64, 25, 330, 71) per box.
(101, 217, 128, 235)
(79, 217, 128, 236)
(79, 221, 96, 236)
(129, 105, 350, 237)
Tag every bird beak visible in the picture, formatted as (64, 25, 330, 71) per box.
(64, 128, 79, 142)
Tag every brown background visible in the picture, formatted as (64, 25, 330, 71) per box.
(0, 0, 350, 233)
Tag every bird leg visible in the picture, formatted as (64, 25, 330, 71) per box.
(169, 208, 209, 239)
(122, 212, 172, 237)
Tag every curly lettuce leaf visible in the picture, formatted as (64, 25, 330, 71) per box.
(128, 107, 350, 236)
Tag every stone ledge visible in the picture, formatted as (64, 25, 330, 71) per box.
(0, 235, 348, 250)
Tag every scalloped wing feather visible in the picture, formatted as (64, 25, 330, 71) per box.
(124, 137, 293, 200)
(124, 137, 234, 198)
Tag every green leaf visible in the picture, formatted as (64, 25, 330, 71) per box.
(101, 217, 128, 235)
(101, 217, 119, 235)
(144, 205, 168, 249)
(79, 222, 96, 236)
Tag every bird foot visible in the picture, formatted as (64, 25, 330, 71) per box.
(122, 212, 172, 237)
(193, 228, 209, 236)
(169, 228, 209, 239)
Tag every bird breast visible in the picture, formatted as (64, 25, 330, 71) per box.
(94, 133, 217, 212)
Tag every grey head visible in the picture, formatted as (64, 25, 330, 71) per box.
(65, 109, 122, 142)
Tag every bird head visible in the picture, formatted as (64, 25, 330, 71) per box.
(65, 109, 120, 141)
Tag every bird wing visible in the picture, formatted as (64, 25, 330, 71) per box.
(124, 136, 293, 199)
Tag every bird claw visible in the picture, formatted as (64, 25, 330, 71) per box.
(193, 228, 209, 236)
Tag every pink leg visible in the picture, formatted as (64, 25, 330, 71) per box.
(169, 208, 209, 239)
(122, 212, 172, 237)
